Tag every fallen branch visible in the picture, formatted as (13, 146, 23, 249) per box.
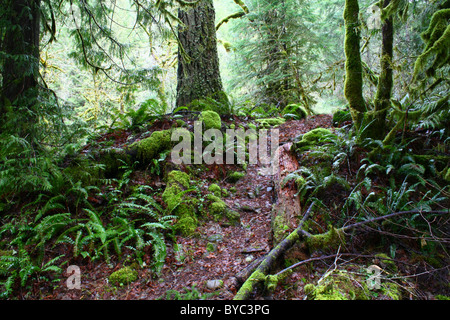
(233, 202, 315, 300)
(233, 207, 448, 300)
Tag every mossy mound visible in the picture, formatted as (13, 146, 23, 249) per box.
(255, 117, 286, 128)
(305, 225, 346, 252)
(227, 171, 245, 183)
(162, 170, 198, 236)
(282, 104, 307, 120)
(304, 269, 370, 300)
(332, 109, 352, 127)
(199, 110, 222, 131)
(131, 129, 172, 162)
(292, 128, 336, 152)
(109, 266, 138, 286)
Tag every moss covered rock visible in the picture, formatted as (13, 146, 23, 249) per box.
(255, 117, 286, 128)
(199, 110, 222, 130)
(162, 170, 198, 236)
(304, 269, 370, 300)
(109, 266, 138, 286)
(227, 171, 245, 183)
(292, 128, 336, 152)
(282, 104, 307, 120)
(131, 129, 172, 162)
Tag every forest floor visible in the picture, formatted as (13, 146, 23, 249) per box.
(13, 114, 448, 300)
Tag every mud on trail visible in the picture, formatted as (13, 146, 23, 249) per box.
(45, 114, 333, 300)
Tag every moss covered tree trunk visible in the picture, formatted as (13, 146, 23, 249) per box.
(343, 0, 366, 129)
(369, 0, 394, 140)
(1, 0, 40, 136)
(176, 0, 227, 108)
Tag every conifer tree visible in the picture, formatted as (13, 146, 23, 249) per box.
(176, 0, 228, 108)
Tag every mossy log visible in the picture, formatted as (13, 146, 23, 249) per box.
(271, 143, 301, 245)
(234, 208, 448, 300)
(234, 203, 314, 300)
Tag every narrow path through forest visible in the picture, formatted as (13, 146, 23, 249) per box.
(54, 114, 332, 300)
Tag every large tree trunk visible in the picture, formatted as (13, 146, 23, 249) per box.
(176, 0, 227, 108)
(343, 0, 366, 130)
(369, 0, 394, 140)
(1, 0, 40, 135)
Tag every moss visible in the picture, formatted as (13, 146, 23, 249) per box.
(208, 183, 222, 197)
(343, 0, 366, 129)
(109, 266, 138, 286)
(234, 270, 266, 300)
(293, 128, 335, 152)
(225, 210, 240, 225)
(381, 282, 402, 300)
(131, 129, 172, 162)
(282, 104, 307, 120)
(174, 212, 198, 236)
(306, 226, 346, 252)
(444, 167, 450, 182)
(199, 110, 222, 130)
(304, 270, 369, 300)
(332, 109, 352, 127)
(227, 171, 245, 183)
(210, 201, 227, 216)
(255, 117, 286, 128)
(272, 214, 291, 245)
(374, 253, 398, 273)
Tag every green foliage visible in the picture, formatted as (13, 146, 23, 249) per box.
(226, 0, 321, 110)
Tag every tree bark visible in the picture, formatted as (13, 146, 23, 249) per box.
(176, 0, 227, 108)
(343, 0, 366, 130)
(1, 0, 41, 134)
(370, 0, 394, 140)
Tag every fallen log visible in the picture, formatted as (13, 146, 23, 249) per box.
(234, 202, 315, 300)
(233, 208, 448, 300)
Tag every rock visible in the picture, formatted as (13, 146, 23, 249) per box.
(245, 255, 255, 263)
(205, 279, 224, 290)
(207, 233, 223, 242)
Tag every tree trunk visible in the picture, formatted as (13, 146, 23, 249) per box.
(343, 0, 366, 130)
(1, 0, 40, 135)
(369, 0, 394, 140)
(176, 0, 227, 108)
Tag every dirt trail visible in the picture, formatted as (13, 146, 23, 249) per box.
(52, 114, 332, 300)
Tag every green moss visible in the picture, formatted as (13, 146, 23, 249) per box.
(304, 270, 369, 300)
(199, 110, 222, 130)
(306, 226, 346, 252)
(272, 214, 291, 245)
(131, 129, 172, 162)
(293, 128, 336, 152)
(210, 201, 227, 216)
(375, 253, 398, 273)
(208, 183, 222, 197)
(255, 117, 286, 128)
(234, 270, 266, 300)
(225, 210, 240, 225)
(444, 167, 450, 182)
(162, 170, 198, 236)
(109, 266, 138, 286)
(167, 170, 190, 188)
(343, 0, 366, 129)
(227, 171, 245, 183)
(332, 109, 352, 127)
(381, 282, 402, 300)
(175, 212, 198, 236)
(282, 104, 307, 120)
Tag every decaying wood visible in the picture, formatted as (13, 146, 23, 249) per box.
(271, 142, 302, 245)
(234, 207, 448, 299)
(234, 203, 314, 300)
